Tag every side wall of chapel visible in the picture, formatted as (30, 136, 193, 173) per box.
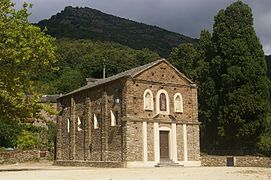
(56, 80, 127, 162)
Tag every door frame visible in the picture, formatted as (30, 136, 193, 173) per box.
(158, 127, 172, 160)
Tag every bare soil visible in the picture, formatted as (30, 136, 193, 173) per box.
(0, 162, 270, 180)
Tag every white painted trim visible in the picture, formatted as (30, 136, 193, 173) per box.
(154, 122, 159, 163)
(183, 124, 188, 161)
(110, 110, 116, 126)
(174, 93, 183, 113)
(156, 89, 170, 115)
(171, 123, 177, 162)
(143, 121, 148, 163)
(143, 89, 154, 111)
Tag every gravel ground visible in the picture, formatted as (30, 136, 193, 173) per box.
(0, 162, 270, 180)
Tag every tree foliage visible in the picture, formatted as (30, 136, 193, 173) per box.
(169, 1, 271, 155)
(266, 55, 271, 79)
(47, 121, 56, 150)
(206, 1, 270, 151)
(169, 43, 198, 80)
(0, 121, 21, 147)
(38, 39, 160, 94)
(0, 0, 57, 123)
(16, 130, 38, 150)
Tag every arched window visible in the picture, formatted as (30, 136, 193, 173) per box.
(67, 118, 70, 133)
(111, 110, 116, 126)
(77, 117, 82, 131)
(143, 89, 153, 110)
(94, 114, 98, 129)
(156, 89, 170, 114)
(174, 93, 183, 113)
(160, 93, 167, 111)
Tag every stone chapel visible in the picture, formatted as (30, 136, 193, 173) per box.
(55, 58, 201, 167)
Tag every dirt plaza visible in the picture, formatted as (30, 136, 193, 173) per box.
(0, 162, 270, 180)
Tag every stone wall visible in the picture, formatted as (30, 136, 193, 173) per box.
(235, 156, 271, 167)
(147, 122, 154, 161)
(56, 60, 200, 166)
(57, 80, 126, 162)
(125, 61, 200, 162)
(0, 150, 49, 164)
(187, 125, 200, 161)
(201, 155, 271, 167)
(201, 155, 227, 166)
(176, 124, 184, 161)
(54, 160, 124, 168)
(125, 63, 198, 123)
(126, 121, 143, 161)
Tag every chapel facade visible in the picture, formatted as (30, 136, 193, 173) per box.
(55, 59, 201, 167)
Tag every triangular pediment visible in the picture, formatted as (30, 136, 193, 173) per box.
(132, 59, 195, 86)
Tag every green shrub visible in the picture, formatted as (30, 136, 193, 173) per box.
(257, 134, 271, 156)
(16, 130, 38, 150)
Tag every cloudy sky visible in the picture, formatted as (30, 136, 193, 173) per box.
(14, 0, 271, 55)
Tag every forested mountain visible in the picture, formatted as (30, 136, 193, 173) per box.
(37, 6, 197, 57)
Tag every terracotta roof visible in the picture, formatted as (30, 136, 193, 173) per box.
(58, 58, 195, 99)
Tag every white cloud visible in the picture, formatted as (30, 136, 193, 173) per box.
(263, 44, 271, 55)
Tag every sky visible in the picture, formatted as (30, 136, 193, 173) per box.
(14, 0, 271, 55)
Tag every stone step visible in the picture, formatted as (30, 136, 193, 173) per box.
(155, 160, 183, 167)
(155, 163, 183, 167)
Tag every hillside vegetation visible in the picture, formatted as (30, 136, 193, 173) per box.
(36, 39, 160, 94)
(37, 6, 197, 57)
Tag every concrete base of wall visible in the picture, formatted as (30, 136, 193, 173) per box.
(125, 161, 201, 167)
(54, 160, 201, 168)
(54, 160, 124, 168)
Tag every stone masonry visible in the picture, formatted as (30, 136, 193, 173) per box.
(55, 59, 201, 167)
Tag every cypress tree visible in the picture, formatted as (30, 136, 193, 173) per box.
(169, 43, 198, 80)
(202, 1, 270, 151)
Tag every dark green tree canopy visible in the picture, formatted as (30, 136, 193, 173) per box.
(169, 1, 271, 155)
(204, 1, 270, 151)
(169, 43, 197, 80)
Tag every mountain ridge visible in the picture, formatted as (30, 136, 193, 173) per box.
(37, 6, 198, 57)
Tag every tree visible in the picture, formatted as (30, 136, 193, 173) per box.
(201, 1, 270, 152)
(169, 1, 271, 154)
(169, 43, 198, 80)
(0, 0, 56, 123)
